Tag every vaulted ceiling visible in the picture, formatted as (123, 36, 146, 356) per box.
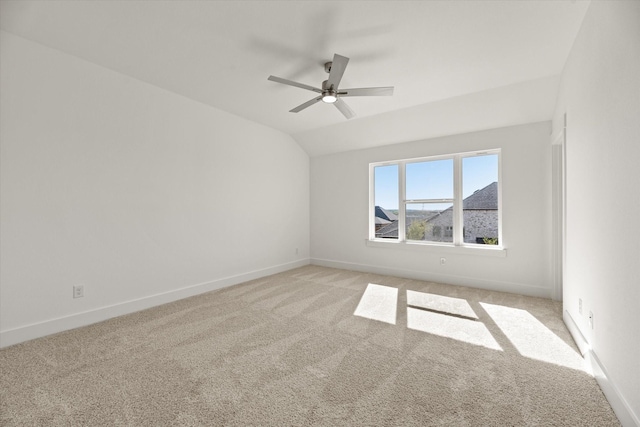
(0, 1, 589, 156)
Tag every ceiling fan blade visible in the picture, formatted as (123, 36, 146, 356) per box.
(334, 98, 355, 119)
(268, 75, 322, 93)
(326, 54, 349, 89)
(339, 86, 394, 97)
(290, 96, 323, 113)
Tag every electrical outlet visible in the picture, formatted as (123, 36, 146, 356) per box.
(579, 298, 582, 314)
(588, 311, 594, 329)
(295, 247, 299, 255)
(73, 285, 84, 299)
(440, 257, 446, 265)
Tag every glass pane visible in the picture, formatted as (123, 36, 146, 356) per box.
(406, 159, 453, 200)
(406, 203, 453, 242)
(374, 165, 399, 239)
(462, 154, 499, 244)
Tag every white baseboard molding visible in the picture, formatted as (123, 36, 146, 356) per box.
(588, 350, 640, 427)
(310, 258, 551, 299)
(563, 309, 590, 356)
(0, 258, 310, 349)
(564, 310, 639, 427)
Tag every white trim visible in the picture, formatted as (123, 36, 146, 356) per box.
(453, 156, 463, 244)
(497, 150, 504, 245)
(563, 309, 590, 356)
(0, 259, 311, 349)
(564, 310, 639, 427)
(550, 115, 566, 301)
(398, 162, 406, 241)
(369, 162, 376, 240)
(587, 350, 640, 427)
(366, 238, 507, 257)
(311, 258, 548, 298)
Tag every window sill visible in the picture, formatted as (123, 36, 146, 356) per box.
(365, 239, 507, 257)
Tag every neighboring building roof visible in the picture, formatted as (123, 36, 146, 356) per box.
(463, 182, 498, 210)
(376, 216, 425, 239)
(375, 206, 398, 222)
(375, 217, 392, 225)
(376, 220, 399, 238)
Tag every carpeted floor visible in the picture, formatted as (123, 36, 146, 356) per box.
(0, 266, 620, 426)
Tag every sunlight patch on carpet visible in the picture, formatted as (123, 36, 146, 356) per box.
(406, 290, 478, 319)
(353, 284, 398, 324)
(480, 302, 587, 371)
(407, 307, 502, 351)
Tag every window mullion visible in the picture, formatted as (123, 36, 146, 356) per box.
(497, 151, 503, 246)
(399, 161, 406, 241)
(369, 163, 376, 240)
(405, 198, 453, 204)
(453, 155, 463, 245)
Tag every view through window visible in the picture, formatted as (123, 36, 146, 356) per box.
(372, 151, 500, 246)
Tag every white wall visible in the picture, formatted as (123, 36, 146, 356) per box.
(0, 32, 310, 347)
(310, 122, 552, 298)
(552, 2, 640, 425)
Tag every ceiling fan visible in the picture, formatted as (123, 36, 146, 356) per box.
(267, 53, 393, 119)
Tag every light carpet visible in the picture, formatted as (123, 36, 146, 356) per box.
(0, 266, 620, 426)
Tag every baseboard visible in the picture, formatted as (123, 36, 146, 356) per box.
(588, 350, 639, 427)
(0, 258, 311, 349)
(564, 310, 639, 427)
(563, 309, 590, 356)
(310, 258, 551, 299)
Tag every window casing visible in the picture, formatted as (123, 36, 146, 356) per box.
(370, 150, 502, 249)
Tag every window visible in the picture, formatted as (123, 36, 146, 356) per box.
(444, 226, 453, 238)
(370, 150, 501, 248)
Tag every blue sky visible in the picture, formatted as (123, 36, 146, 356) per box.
(375, 154, 498, 210)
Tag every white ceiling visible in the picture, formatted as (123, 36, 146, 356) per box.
(0, 1, 589, 156)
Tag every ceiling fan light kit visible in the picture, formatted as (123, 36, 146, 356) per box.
(268, 53, 394, 119)
(321, 92, 337, 103)
(321, 80, 337, 103)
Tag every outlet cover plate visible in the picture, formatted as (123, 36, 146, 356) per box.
(73, 285, 84, 298)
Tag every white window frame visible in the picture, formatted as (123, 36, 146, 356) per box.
(368, 149, 505, 257)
